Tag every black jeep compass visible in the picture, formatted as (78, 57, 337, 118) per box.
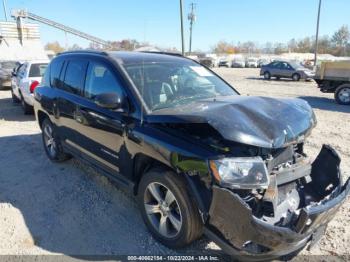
(33, 50, 349, 260)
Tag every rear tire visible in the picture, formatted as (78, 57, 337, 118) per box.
(41, 118, 71, 162)
(138, 168, 203, 248)
(335, 84, 350, 105)
(20, 94, 33, 114)
(263, 71, 271, 80)
(292, 73, 301, 81)
(11, 89, 20, 103)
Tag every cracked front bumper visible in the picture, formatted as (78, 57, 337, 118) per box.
(206, 146, 350, 261)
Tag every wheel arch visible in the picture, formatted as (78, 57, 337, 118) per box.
(132, 153, 210, 222)
(37, 110, 50, 129)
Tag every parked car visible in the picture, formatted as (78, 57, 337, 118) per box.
(34, 50, 349, 261)
(218, 59, 230, 67)
(245, 57, 258, 68)
(260, 60, 315, 81)
(231, 58, 245, 68)
(0, 60, 17, 89)
(199, 57, 215, 68)
(11, 60, 49, 114)
(257, 58, 270, 68)
(314, 60, 350, 105)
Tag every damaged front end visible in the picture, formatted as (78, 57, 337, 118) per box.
(207, 145, 350, 261)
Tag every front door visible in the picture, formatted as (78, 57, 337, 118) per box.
(279, 62, 294, 78)
(70, 59, 127, 175)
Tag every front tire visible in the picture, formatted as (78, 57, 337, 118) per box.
(335, 84, 350, 105)
(11, 88, 20, 103)
(138, 168, 203, 248)
(263, 71, 271, 80)
(41, 118, 71, 162)
(292, 73, 301, 81)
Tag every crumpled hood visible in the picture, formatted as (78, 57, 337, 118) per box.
(147, 96, 316, 148)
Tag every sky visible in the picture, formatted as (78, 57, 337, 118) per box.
(1, 0, 350, 51)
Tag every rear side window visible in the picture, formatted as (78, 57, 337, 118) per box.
(29, 63, 48, 77)
(50, 59, 64, 88)
(270, 62, 279, 68)
(84, 62, 124, 99)
(62, 60, 88, 95)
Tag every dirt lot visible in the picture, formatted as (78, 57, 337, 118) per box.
(0, 68, 349, 259)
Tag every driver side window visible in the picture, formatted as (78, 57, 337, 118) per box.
(84, 62, 124, 100)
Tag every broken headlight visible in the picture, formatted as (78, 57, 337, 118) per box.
(210, 157, 269, 189)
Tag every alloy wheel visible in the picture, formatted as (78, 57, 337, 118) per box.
(144, 182, 182, 238)
(338, 88, 350, 103)
(292, 74, 300, 81)
(43, 124, 57, 158)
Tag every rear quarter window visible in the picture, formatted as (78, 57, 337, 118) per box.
(50, 59, 64, 88)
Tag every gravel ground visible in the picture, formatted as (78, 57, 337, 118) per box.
(0, 68, 349, 259)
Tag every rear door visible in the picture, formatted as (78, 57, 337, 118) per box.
(268, 62, 279, 76)
(54, 58, 88, 146)
(69, 59, 127, 175)
(273, 62, 284, 77)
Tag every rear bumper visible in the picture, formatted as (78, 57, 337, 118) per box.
(206, 146, 349, 261)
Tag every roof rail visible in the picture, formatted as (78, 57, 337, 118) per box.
(57, 49, 109, 56)
(139, 51, 183, 57)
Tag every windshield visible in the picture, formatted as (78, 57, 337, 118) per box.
(29, 63, 48, 77)
(123, 61, 238, 111)
(1, 61, 16, 70)
(289, 62, 304, 69)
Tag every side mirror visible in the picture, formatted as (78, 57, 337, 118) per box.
(94, 92, 124, 110)
(11, 72, 17, 77)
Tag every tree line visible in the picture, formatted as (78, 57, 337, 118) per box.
(44, 39, 146, 54)
(212, 25, 350, 56)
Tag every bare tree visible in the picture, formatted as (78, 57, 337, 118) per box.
(332, 25, 350, 56)
(45, 41, 65, 53)
(68, 44, 83, 51)
(211, 40, 235, 54)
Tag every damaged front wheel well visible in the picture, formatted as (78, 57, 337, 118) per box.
(132, 154, 173, 195)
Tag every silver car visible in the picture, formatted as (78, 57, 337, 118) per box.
(0, 61, 17, 89)
(260, 61, 315, 81)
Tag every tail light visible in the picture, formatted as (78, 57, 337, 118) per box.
(30, 81, 39, 93)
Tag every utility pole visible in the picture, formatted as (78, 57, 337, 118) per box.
(179, 0, 185, 55)
(2, 0, 8, 21)
(314, 0, 322, 68)
(188, 3, 196, 55)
